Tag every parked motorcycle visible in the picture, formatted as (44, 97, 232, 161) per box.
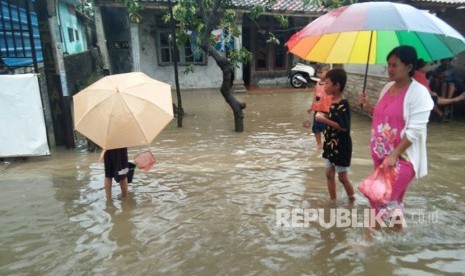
(289, 63, 318, 88)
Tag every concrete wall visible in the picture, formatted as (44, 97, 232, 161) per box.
(101, 7, 132, 74)
(63, 48, 103, 95)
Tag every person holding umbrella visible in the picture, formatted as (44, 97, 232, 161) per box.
(359, 46, 434, 231)
(73, 72, 174, 201)
(104, 148, 129, 201)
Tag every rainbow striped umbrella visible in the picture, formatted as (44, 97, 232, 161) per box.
(287, 1, 465, 65)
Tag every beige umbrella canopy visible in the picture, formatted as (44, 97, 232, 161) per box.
(73, 72, 173, 150)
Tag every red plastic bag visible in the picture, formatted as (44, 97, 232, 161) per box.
(358, 160, 397, 204)
(134, 150, 155, 171)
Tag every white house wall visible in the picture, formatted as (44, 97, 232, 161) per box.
(138, 14, 223, 89)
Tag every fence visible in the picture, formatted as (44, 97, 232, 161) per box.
(0, 0, 42, 72)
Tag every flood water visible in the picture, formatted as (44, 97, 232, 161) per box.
(1, 89, 465, 275)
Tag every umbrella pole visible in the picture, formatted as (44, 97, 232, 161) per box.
(362, 30, 374, 94)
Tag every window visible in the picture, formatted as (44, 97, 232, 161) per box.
(255, 33, 268, 70)
(273, 32, 287, 69)
(157, 30, 206, 65)
(68, 27, 74, 42)
(75, 30, 79, 41)
(255, 31, 288, 71)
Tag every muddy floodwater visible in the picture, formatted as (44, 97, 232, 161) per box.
(1, 89, 465, 275)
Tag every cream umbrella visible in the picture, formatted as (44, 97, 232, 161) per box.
(73, 72, 173, 150)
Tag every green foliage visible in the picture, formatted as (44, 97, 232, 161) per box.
(250, 5, 265, 20)
(117, 0, 142, 23)
(76, 0, 94, 20)
(163, 0, 290, 72)
(183, 64, 195, 75)
(273, 15, 288, 29)
(110, 0, 328, 71)
(229, 48, 252, 69)
(266, 32, 280, 45)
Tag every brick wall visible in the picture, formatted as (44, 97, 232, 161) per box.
(345, 72, 389, 116)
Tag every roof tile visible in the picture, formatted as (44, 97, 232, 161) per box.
(412, 0, 465, 4)
(136, 0, 326, 13)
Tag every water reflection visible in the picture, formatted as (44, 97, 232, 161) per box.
(1, 89, 465, 274)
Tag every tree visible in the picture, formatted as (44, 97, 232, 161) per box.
(164, 0, 288, 132)
(115, 0, 338, 132)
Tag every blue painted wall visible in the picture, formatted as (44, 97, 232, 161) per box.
(57, 1, 87, 55)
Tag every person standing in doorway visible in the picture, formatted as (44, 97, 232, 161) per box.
(315, 68, 355, 202)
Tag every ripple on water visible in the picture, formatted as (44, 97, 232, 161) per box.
(2, 91, 465, 274)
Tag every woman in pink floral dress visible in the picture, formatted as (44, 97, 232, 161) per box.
(359, 46, 434, 231)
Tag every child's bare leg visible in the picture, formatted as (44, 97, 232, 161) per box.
(315, 132, 322, 149)
(119, 177, 128, 198)
(105, 177, 112, 201)
(325, 166, 336, 201)
(338, 171, 355, 201)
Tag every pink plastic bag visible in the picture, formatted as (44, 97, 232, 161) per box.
(134, 150, 156, 171)
(302, 119, 312, 128)
(358, 160, 396, 205)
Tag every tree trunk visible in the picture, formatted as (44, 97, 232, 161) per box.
(201, 43, 246, 132)
(168, 0, 184, 127)
(221, 69, 246, 132)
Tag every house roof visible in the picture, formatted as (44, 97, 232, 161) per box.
(116, 0, 327, 15)
(229, 0, 328, 13)
(412, 0, 465, 4)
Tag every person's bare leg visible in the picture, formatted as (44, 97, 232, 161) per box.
(392, 216, 403, 232)
(447, 83, 456, 99)
(325, 167, 336, 201)
(338, 171, 355, 202)
(432, 106, 443, 117)
(105, 177, 112, 201)
(315, 132, 323, 150)
(119, 177, 128, 198)
(440, 82, 448, 98)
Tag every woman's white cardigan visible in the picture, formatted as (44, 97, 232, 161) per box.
(378, 79, 434, 178)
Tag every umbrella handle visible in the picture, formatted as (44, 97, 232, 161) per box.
(360, 74, 367, 108)
(361, 31, 373, 108)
